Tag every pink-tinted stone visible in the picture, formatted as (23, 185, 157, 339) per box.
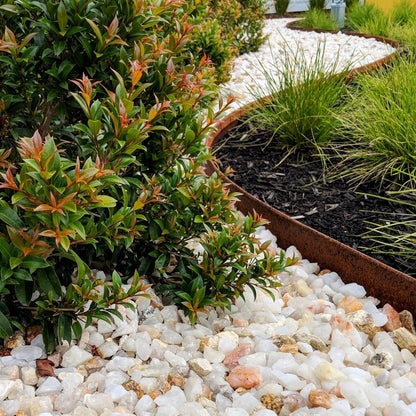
(233, 318, 249, 328)
(307, 299, 332, 314)
(330, 314, 348, 331)
(283, 393, 308, 412)
(227, 366, 262, 389)
(223, 343, 252, 368)
(282, 293, 292, 307)
(337, 296, 363, 313)
(383, 303, 402, 332)
(309, 390, 334, 409)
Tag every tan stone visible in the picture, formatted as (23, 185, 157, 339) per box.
(329, 385, 343, 398)
(261, 393, 284, 413)
(399, 310, 416, 334)
(4, 334, 25, 349)
(168, 370, 186, 387)
(391, 327, 416, 353)
(294, 332, 328, 352)
(122, 380, 145, 399)
(347, 310, 379, 339)
(279, 343, 299, 354)
(190, 358, 213, 376)
(271, 334, 296, 348)
(149, 389, 162, 399)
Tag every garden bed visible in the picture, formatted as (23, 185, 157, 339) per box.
(206, 111, 416, 317)
(213, 119, 415, 276)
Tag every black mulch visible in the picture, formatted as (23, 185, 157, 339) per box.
(213, 121, 416, 277)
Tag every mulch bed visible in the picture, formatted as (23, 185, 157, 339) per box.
(213, 120, 415, 276)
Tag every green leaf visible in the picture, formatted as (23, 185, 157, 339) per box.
(149, 221, 161, 241)
(41, 321, 56, 354)
(53, 40, 66, 56)
(93, 195, 117, 208)
(66, 249, 91, 284)
(85, 18, 104, 45)
(155, 252, 170, 269)
(15, 280, 34, 306)
(58, 314, 72, 344)
(36, 268, 62, 298)
(112, 270, 122, 289)
(0, 4, 18, 13)
(0, 239, 14, 262)
(13, 269, 32, 281)
(0, 310, 13, 339)
(20, 256, 50, 273)
(0, 201, 24, 229)
(88, 119, 102, 136)
(72, 321, 83, 339)
(69, 222, 86, 240)
(57, 2, 68, 34)
(10, 257, 22, 270)
(59, 236, 71, 252)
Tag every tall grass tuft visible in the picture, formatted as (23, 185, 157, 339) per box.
(301, 9, 338, 30)
(247, 40, 351, 158)
(390, 0, 416, 25)
(335, 54, 416, 189)
(346, 2, 389, 35)
(360, 178, 416, 275)
(274, 0, 290, 15)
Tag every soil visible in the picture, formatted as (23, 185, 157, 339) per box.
(213, 120, 416, 277)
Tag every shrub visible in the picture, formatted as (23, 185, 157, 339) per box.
(335, 55, 416, 189)
(247, 41, 350, 158)
(189, 3, 236, 84)
(275, 0, 290, 15)
(0, 0, 287, 349)
(309, 0, 326, 11)
(212, 0, 267, 55)
(0, 0, 202, 158)
(301, 9, 338, 30)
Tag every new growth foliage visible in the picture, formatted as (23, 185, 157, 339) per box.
(0, 0, 285, 350)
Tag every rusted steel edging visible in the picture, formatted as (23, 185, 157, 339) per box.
(206, 32, 416, 316)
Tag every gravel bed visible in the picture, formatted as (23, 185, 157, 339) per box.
(1, 19, 414, 416)
(220, 18, 396, 112)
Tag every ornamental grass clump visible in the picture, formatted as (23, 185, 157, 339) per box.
(360, 177, 416, 275)
(301, 9, 338, 30)
(346, 2, 389, 35)
(334, 54, 416, 190)
(247, 41, 350, 159)
(0, 0, 287, 350)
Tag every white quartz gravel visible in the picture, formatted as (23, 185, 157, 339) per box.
(1, 19, 413, 416)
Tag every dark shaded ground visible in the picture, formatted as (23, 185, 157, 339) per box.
(214, 121, 415, 276)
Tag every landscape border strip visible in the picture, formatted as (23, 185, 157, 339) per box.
(207, 31, 415, 316)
